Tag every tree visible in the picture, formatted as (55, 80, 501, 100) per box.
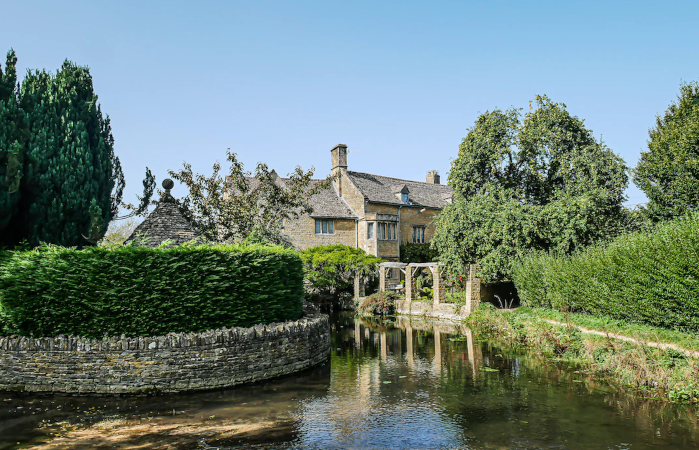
(0, 50, 154, 248)
(169, 149, 329, 245)
(0, 50, 25, 235)
(300, 245, 382, 297)
(433, 95, 629, 282)
(634, 81, 699, 221)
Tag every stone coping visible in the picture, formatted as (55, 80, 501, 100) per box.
(0, 316, 322, 352)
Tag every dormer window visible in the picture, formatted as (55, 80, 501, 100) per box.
(393, 185, 410, 204)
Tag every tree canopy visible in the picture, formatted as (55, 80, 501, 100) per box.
(0, 49, 153, 248)
(634, 81, 699, 222)
(169, 149, 329, 245)
(433, 95, 630, 282)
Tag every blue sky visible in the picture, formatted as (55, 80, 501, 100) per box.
(4, 1, 699, 207)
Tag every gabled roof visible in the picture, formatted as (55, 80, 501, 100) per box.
(304, 179, 357, 219)
(346, 171, 453, 208)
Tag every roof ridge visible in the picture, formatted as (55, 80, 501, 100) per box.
(347, 170, 448, 187)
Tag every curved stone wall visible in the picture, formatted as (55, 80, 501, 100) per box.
(0, 315, 330, 395)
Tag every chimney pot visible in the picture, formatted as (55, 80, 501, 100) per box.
(426, 170, 440, 184)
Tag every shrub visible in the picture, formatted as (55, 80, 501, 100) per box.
(0, 243, 304, 338)
(512, 212, 699, 331)
(400, 242, 438, 263)
(300, 245, 381, 296)
(356, 291, 402, 316)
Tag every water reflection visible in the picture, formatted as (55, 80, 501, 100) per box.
(2, 313, 699, 449)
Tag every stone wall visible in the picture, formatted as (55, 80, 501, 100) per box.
(283, 216, 356, 250)
(0, 315, 331, 395)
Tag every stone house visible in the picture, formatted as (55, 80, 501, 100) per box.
(283, 144, 453, 269)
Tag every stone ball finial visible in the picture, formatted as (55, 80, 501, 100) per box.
(162, 179, 175, 190)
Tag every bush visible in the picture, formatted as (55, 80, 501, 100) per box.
(356, 291, 402, 316)
(300, 245, 381, 297)
(400, 242, 438, 263)
(0, 243, 304, 338)
(512, 212, 699, 331)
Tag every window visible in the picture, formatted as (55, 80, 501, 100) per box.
(401, 192, 409, 204)
(315, 219, 334, 234)
(367, 222, 374, 239)
(378, 222, 396, 240)
(412, 226, 426, 243)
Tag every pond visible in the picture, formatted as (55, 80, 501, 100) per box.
(2, 312, 699, 449)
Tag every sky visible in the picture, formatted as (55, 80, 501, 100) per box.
(4, 0, 699, 207)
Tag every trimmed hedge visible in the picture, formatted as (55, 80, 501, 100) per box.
(512, 212, 699, 331)
(0, 244, 304, 338)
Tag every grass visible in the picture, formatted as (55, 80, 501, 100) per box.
(466, 304, 699, 404)
(514, 307, 699, 354)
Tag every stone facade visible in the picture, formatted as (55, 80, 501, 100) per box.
(284, 144, 453, 272)
(0, 315, 330, 395)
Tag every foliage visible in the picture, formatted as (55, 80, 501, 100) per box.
(512, 211, 699, 332)
(400, 242, 438, 263)
(355, 291, 402, 316)
(300, 245, 381, 296)
(0, 49, 153, 249)
(433, 95, 629, 282)
(169, 150, 330, 245)
(634, 81, 699, 222)
(0, 244, 304, 338)
(0, 50, 25, 235)
(98, 218, 141, 246)
(467, 305, 699, 403)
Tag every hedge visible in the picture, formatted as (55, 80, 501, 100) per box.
(512, 212, 699, 331)
(0, 244, 304, 338)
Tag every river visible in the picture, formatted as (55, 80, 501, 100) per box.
(2, 312, 698, 449)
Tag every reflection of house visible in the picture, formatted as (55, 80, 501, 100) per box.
(283, 144, 453, 262)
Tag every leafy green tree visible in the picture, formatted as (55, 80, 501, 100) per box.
(634, 81, 699, 221)
(300, 245, 381, 297)
(169, 149, 330, 245)
(433, 95, 629, 282)
(0, 50, 26, 235)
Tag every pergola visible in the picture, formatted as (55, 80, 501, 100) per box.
(378, 262, 446, 304)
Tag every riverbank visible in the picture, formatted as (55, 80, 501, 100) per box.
(465, 305, 699, 404)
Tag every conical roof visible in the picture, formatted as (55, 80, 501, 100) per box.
(125, 179, 198, 247)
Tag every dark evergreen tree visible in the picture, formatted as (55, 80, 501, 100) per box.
(0, 50, 26, 241)
(16, 61, 124, 247)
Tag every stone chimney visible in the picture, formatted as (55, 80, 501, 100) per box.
(426, 170, 440, 184)
(331, 144, 348, 197)
(331, 144, 348, 177)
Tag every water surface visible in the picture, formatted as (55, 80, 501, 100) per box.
(2, 312, 698, 449)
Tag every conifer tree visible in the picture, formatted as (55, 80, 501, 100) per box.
(16, 61, 124, 247)
(0, 50, 26, 241)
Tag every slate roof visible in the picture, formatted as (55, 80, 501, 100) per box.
(125, 191, 198, 248)
(304, 180, 357, 219)
(346, 171, 453, 208)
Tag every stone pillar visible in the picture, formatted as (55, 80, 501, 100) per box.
(354, 272, 361, 300)
(405, 267, 414, 302)
(431, 266, 443, 306)
(465, 264, 482, 315)
(379, 266, 387, 292)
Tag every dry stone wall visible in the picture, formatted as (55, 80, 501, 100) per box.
(0, 315, 330, 395)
